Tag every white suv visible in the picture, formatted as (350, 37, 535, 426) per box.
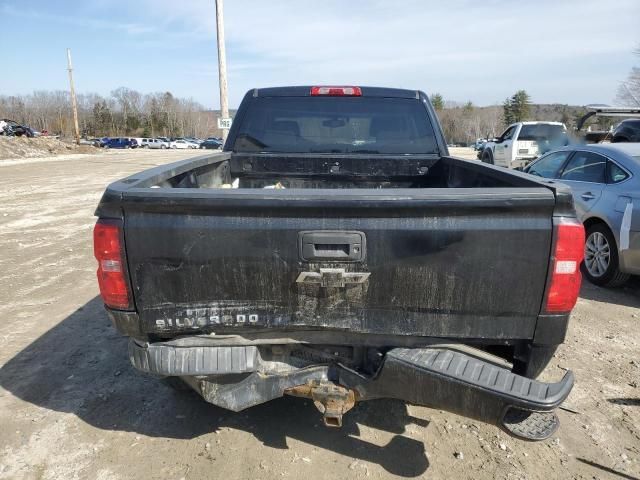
(480, 122, 568, 169)
(170, 139, 198, 149)
(147, 138, 169, 149)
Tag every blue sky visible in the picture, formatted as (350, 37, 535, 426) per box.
(1, 0, 638, 108)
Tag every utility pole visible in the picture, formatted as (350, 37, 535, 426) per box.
(215, 0, 230, 143)
(66, 48, 80, 144)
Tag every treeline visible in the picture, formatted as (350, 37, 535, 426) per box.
(0, 88, 224, 139)
(432, 91, 595, 145)
(437, 102, 503, 146)
(616, 44, 639, 106)
(1, 86, 617, 145)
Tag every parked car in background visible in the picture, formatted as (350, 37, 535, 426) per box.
(170, 139, 198, 149)
(612, 119, 640, 143)
(94, 137, 109, 147)
(139, 138, 153, 148)
(104, 137, 137, 149)
(147, 138, 169, 149)
(524, 143, 640, 286)
(473, 138, 487, 151)
(0, 119, 36, 137)
(199, 139, 222, 149)
(480, 122, 568, 169)
(574, 107, 640, 144)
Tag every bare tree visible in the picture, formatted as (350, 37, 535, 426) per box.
(616, 45, 640, 106)
(0, 88, 225, 139)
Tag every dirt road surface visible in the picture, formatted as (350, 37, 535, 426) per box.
(448, 147, 478, 160)
(0, 150, 638, 480)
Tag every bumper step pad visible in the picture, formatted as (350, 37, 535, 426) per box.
(382, 348, 571, 409)
(129, 341, 259, 376)
(359, 348, 573, 441)
(502, 408, 559, 441)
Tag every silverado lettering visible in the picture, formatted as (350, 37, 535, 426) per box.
(155, 312, 260, 328)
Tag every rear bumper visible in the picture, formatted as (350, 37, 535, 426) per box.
(106, 307, 570, 346)
(129, 339, 573, 440)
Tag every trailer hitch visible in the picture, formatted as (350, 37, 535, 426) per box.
(285, 381, 356, 427)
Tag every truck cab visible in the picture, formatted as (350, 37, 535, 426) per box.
(481, 122, 568, 169)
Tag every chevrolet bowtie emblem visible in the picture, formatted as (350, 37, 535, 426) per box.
(296, 268, 371, 288)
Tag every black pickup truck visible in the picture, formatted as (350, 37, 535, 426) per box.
(94, 86, 585, 440)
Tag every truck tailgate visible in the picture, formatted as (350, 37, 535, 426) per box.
(123, 188, 554, 339)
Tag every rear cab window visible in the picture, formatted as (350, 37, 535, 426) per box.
(518, 124, 567, 142)
(232, 97, 439, 154)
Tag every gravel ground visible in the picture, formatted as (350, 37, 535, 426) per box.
(0, 149, 638, 480)
(449, 147, 479, 160)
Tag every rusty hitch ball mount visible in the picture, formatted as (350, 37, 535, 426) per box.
(285, 381, 356, 427)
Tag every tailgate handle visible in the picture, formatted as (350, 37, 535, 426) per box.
(299, 231, 366, 262)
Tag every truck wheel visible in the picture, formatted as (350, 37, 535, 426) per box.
(481, 150, 494, 164)
(582, 223, 630, 287)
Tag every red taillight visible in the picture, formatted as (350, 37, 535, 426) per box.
(94, 220, 132, 310)
(544, 219, 585, 313)
(310, 86, 362, 96)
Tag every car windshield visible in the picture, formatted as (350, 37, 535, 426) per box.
(232, 97, 439, 154)
(518, 124, 566, 141)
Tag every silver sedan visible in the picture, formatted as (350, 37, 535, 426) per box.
(524, 143, 640, 287)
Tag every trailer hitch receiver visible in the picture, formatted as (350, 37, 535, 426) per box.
(285, 381, 356, 427)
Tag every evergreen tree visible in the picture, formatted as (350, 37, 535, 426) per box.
(503, 90, 531, 125)
(430, 93, 444, 111)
